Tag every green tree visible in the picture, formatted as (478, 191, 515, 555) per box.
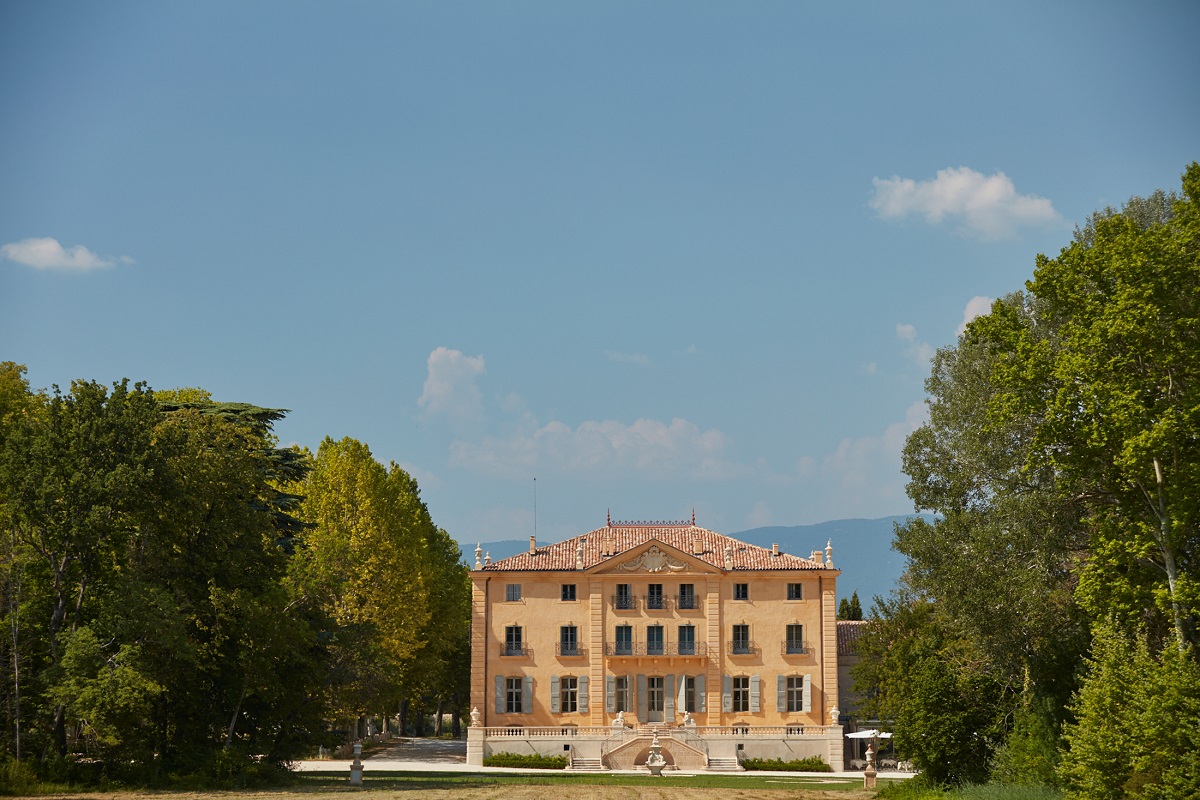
(852, 591, 1006, 785)
(286, 438, 434, 730)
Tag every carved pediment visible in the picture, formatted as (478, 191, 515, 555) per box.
(617, 545, 688, 573)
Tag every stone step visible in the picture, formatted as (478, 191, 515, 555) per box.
(706, 758, 743, 772)
(569, 757, 606, 771)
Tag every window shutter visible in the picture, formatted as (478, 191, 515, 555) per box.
(664, 674, 675, 719)
(550, 675, 561, 713)
(637, 674, 648, 722)
(777, 675, 787, 713)
(722, 674, 732, 713)
(677, 674, 687, 711)
(802, 674, 811, 713)
(697, 674, 706, 712)
(579, 675, 589, 713)
(523, 676, 533, 714)
(606, 675, 615, 713)
(495, 675, 504, 714)
(750, 674, 761, 713)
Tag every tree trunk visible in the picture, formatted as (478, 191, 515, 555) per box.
(434, 697, 444, 736)
(399, 698, 409, 735)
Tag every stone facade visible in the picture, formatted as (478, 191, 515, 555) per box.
(467, 517, 845, 771)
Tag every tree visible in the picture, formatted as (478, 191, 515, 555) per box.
(838, 591, 863, 620)
(852, 590, 1006, 785)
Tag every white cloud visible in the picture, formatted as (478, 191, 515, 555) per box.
(958, 295, 995, 335)
(449, 416, 741, 481)
(820, 400, 929, 495)
(1, 237, 129, 270)
(870, 167, 1061, 239)
(418, 347, 486, 429)
(604, 350, 651, 366)
(896, 323, 934, 366)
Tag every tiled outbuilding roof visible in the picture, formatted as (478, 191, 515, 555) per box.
(479, 518, 830, 572)
(837, 619, 870, 655)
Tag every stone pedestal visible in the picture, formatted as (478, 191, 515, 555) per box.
(349, 743, 363, 785)
(466, 726, 485, 766)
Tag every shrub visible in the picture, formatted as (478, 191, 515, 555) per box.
(739, 755, 832, 772)
(482, 752, 568, 769)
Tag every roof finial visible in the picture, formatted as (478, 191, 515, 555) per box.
(825, 539, 834, 568)
(692, 507, 696, 526)
(607, 509, 611, 527)
(474, 543, 483, 570)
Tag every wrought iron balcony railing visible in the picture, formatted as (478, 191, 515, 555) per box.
(604, 642, 709, 657)
(555, 643, 587, 657)
(610, 595, 638, 611)
(675, 594, 699, 610)
(728, 640, 758, 656)
(502, 643, 531, 657)
(781, 641, 809, 655)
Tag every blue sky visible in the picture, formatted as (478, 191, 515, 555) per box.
(3, 2, 1197, 548)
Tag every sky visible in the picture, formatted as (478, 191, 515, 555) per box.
(2, 1, 1198, 550)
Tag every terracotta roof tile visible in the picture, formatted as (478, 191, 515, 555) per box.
(480, 520, 829, 573)
(837, 619, 870, 655)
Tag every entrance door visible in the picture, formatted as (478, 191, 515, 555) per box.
(647, 676, 665, 722)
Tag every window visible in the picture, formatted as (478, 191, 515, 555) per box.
(682, 676, 697, 712)
(678, 624, 696, 655)
(647, 676, 664, 718)
(615, 583, 634, 610)
(787, 582, 803, 600)
(615, 676, 631, 712)
(647, 625, 664, 655)
(787, 676, 805, 712)
(678, 583, 696, 609)
(561, 584, 576, 601)
(732, 624, 751, 654)
(734, 583, 749, 601)
(615, 624, 633, 655)
(732, 676, 750, 712)
(560, 676, 578, 713)
(506, 677, 523, 713)
(647, 583, 664, 609)
(505, 625, 523, 656)
(560, 625, 578, 656)
(786, 624, 805, 654)
(505, 583, 522, 602)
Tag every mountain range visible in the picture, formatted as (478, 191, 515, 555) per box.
(460, 515, 931, 609)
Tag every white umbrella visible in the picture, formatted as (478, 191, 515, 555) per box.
(846, 729, 893, 739)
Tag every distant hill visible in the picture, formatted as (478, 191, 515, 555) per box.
(461, 516, 929, 608)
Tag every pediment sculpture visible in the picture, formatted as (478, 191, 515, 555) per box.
(618, 545, 687, 573)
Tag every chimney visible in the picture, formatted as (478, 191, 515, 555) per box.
(724, 544, 734, 570)
(772, 543, 779, 557)
(529, 535, 536, 554)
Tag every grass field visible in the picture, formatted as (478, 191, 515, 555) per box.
(26, 770, 893, 800)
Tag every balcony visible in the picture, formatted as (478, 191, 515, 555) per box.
(675, 594, 699, 610)
(781, 641, 809, 656)
(610, 595, 639, 611)
(502, 643, 531, 657)
(728, 640, 758, 656)
(643, 594, 670, 611)
(556, 643, 587, 657)
(604, 642, 708, 657)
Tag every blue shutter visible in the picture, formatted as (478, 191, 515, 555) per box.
(550, 675, 561, 713)
(606, 675, 615, 713)
(722, 674, 732, 713)
(495, 675, 504, 714)
(777, 675, 787, 713)
(697, 674, 706, 713)
(522, 676, 533, 714)
(750, 674, 761, 713)
(579, 675, 589, 713)
(664, 674, 675, 719)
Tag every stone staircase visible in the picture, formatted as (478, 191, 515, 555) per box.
(706, 756, 743, 772)
(568, 756, 606, 771)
